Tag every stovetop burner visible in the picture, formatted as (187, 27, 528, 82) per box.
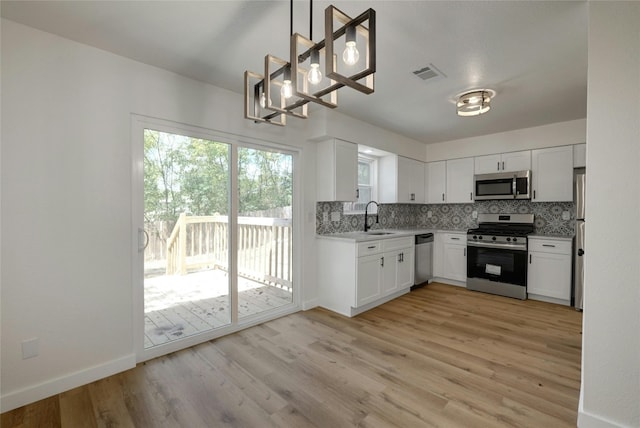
(467, 225, 535, 237)
(467, 213, 535, 242)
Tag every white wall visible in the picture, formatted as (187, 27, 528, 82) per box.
(579, 2, 640, 428)
(316, 108, 427, 161)
(426, 118, 586, 162)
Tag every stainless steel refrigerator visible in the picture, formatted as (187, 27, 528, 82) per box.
(574, 168, 586, 310)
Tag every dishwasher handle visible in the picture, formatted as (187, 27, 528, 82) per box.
(415, 233, 434, 245)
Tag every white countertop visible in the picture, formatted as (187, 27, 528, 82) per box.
(318, 230, 573, 243)
(316, 228, 463, 242)
(528, 234, 573, 241)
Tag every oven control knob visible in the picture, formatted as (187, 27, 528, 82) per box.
(473, 235, 477, 240)
(513, 238, 518, 242)
(492, 236, 496, 241)
(506, 237, 511, 242)
(478, 236, 483, 240)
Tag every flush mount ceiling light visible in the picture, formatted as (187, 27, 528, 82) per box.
(244, 0, 376, 126)
(456, 89, 496, 117)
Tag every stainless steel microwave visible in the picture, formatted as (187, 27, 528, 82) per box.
(474, 170, 531, 200)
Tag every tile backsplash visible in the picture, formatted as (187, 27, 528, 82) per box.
(316, 200, 575, 236)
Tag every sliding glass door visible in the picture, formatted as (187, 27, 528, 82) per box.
(237, 146, 293, 319)
(142, 129, 231, 348)
(134, 118, 297, 359)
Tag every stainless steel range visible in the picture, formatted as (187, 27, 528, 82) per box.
(466, 213, 535, 300)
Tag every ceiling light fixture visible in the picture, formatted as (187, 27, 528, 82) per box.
(456, 89, 495, 117)
(244, 0, 376, 126)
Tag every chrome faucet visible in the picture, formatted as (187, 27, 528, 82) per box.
(364, 201, 379, 232)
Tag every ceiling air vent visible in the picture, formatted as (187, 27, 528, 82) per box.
(413, 63, 445, 82)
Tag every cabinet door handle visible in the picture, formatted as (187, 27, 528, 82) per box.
(381, 257, 384, 267)
(356, 188, 359, 199)
(529, 254, 532, 263)
(502, 161, 505, 170)
(533, 190, 536, 200)
(470, 192, 473, 201)
(497, 161, 500, 171)
(410, 193, 415, 201)
(542, 244, 556, 248)
(442, 193, 445, 201)
(464, 248, 466, 257)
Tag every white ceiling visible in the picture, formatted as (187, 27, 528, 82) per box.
(1, 1, 588, 144)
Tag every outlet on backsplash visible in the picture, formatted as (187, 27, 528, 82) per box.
(323, 212, 329, 222)
(331, 211, 340, 222)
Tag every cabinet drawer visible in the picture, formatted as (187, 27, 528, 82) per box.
(528, 239, 572, 255)
(383, 237, 414, 252)
(443, 233, 466, 244)
(358, 241, 382, 256)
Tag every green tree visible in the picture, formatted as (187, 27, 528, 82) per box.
(144, 130, 292, 226)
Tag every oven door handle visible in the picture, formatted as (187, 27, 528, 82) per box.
(467, 241, 528, 251)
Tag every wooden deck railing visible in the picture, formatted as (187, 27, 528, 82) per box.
(165, 213, 292, 290)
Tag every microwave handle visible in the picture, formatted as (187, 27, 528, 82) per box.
(512, 175, 517, 198)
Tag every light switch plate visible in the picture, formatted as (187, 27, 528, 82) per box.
(331, 211, 340, 222)
(562, 211, 571, 220)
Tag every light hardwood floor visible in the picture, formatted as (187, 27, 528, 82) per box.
(1, 283, 583, 427)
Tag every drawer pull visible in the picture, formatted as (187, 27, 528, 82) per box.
(367, 245, 376, 249)
(542, 244, 556, 248)
(451, 237, 460, 240)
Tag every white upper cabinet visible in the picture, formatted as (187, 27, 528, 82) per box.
(474, 150, 531, 174)
(425, 161, 446, 204)
(446, 157, 475, 203)
(531, 146, 574, 202)
(316, 139, 358, 202)
(573, 144, 586, 168)
(379, 155, 425, 204)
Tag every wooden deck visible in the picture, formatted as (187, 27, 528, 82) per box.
(144, 269, 292, 348)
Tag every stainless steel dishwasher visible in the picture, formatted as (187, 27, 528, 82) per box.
(414, 233, 434, 286)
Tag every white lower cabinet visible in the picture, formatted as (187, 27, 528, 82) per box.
(433, 232, 467, 284)
(318, 236, 414, 317)
(527, 237, 572, 305)
(356, 253, 383, 307)
(442, 233, 467, 282)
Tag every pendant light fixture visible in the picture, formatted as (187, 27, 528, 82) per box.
(244, 1, 376, 126)
(456, 89, 495, 117)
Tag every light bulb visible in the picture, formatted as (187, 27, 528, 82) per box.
(259, 92, 267, 108)
(343, 26, 359, 66)
(307, 64, 322, 85)
(307, 50, 322, 85)
(343, 42, 359, 66)
(281, 66, 293, 99)
(281, 80, 293, 99)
